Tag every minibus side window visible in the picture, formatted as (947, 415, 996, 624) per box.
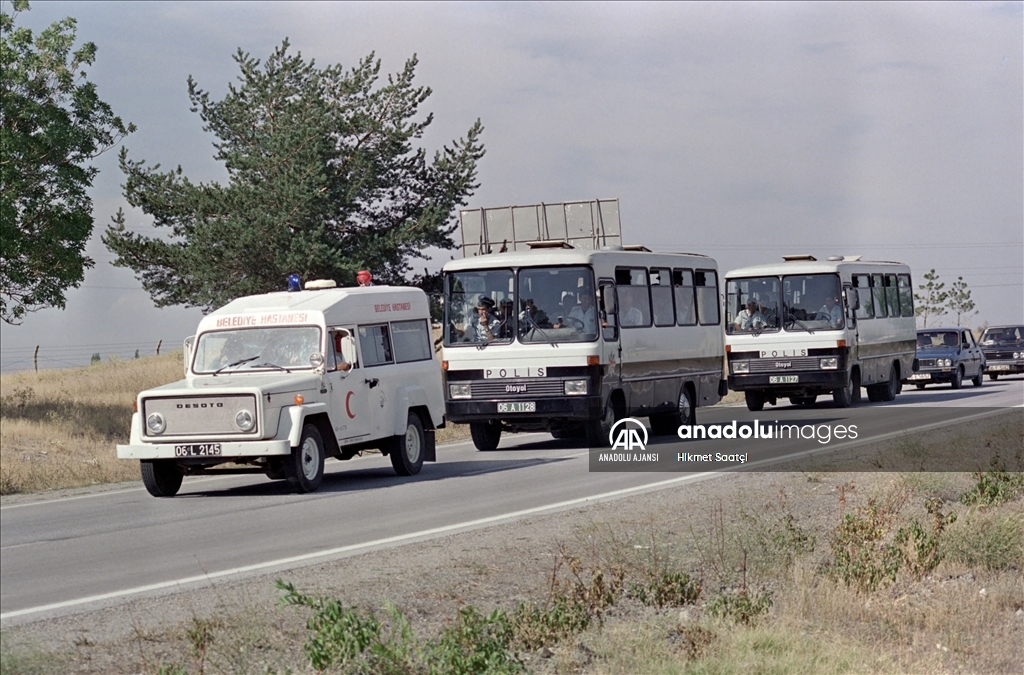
(695, 269, 720, 325)
(673, 269, 696, 326)
(650, 267, 675, 327)
(872, 274, 887, 318)
(853, 274, 873, 319)
(885, 274, 900, 317)
(897, 274, 914, 317)
(615, 268, 651, 328)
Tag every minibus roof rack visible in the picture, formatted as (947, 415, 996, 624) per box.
(457, 198, 621, 256)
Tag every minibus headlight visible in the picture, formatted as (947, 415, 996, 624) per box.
(564, 379, 587, 395)
(146, 412, 166, 435)
(449, 383, 471, 399)
(819, 357, 838, 370)
(732, 361, 750, 374)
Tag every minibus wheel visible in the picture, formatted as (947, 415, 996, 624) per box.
(745, 390, 766, 412)
(470, 421, 502, 452)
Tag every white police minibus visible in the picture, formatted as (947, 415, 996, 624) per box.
(724, 255, 916, 410)
(441, 200, 725, 449)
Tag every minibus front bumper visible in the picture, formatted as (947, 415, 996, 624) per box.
(728, 370, 849, 393)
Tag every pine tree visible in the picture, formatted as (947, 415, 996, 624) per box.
(946, 276, 977, 327)
(914, 269, 947, 328)
(103, 41, 484, 311)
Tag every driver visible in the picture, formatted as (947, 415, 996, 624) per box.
(554, 292, 597, 334)
(734, 300, 765, 331)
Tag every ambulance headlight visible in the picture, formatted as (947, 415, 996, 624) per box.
(564, 379, 588, 395)
(819, 357, 838, 370)
(235, 409, 255, 432)
(449, 384, 471, 399)
(732, 361, 750, 374)
(146, 412, 166, 435)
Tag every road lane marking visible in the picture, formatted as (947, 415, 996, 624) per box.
(1, 408, 1018, 621)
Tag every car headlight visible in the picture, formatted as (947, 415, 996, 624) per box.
(449, 383, 471, 399)
(564, 379, 588, 395)
(733, 361, 750, 374)
(235, 409, 255, 431)
(1015, 352, 1021, 359)
(819, 357, 838, 370)
(146, 412, 166, 435)
(942, 358, 952, 367)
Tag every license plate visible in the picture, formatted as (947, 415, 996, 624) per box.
(990, 365, 1010, 371)
(497, 402, 536, 413)
(769, 376, 799, 384)
(174, 443, 222, 457)
(909, 374, 930, 381)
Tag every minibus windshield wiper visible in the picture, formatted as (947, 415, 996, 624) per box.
(521, 311, 557, 346)
(784, 313, 815, 334)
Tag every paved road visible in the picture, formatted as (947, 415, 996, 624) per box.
(2, 378, 1021, 626)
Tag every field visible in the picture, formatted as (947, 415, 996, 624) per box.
(3, 358, 1021, 674)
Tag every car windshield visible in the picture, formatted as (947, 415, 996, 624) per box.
(192, 326, 322, 373)
(782, 274, 845, 332)
(443, 269, 515, 346)
(726, 276, 780, 334)
(517, 266, 598, 343)
(980, 326, 1023, 345)
(917, 331, 959, 349)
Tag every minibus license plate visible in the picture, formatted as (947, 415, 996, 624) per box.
(498, 402, 536, 413)
(175, 443, 222, 457)
(769, 375, 799, 384)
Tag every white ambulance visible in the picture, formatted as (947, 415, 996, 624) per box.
(118, 281, 445, 497)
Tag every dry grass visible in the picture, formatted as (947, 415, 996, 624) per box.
(0, 353, 185, 495)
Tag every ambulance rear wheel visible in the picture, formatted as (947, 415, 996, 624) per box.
(470, 421, 502, 452)
(141, 460, 183, 497)
(390, 413, 425, 475)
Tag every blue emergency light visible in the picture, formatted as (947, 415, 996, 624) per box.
(287, 274, 301, 292)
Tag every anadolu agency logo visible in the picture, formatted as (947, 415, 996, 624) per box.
(609, 417, 648, 450)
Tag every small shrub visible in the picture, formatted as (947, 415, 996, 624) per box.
(629, 571, 701, 608)
(277, 580, 383, 671)
(828, 489, 907, 592)
(510, 551, 624, 650)
(707, 587, 773, 625)
(942, 511, 1024, 570)
(960, 464, 1024, 506)
(427, 606, 522, 675)
(893, 498, 956, 578)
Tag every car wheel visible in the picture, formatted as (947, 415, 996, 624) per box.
(470, 421, 502, 452)
(141, 460, 183, 497)
(972, 370, 984, 387)
(950, 366, 962, 390)
(390, 412, 425, 476)
(989, 373, 999, 381)
(286, 424, 325, 493)
(915, 383, 926, 390)
(745, 390, 765, 412)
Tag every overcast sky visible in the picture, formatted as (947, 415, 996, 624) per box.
(2, 1, 1021, 373)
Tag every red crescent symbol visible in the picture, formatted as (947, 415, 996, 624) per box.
(345, 391, 355, 418)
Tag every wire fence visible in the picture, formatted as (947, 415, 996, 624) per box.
(0, 339, 182, 374)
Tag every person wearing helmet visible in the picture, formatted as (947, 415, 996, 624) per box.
(356, 270, 373, 286)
